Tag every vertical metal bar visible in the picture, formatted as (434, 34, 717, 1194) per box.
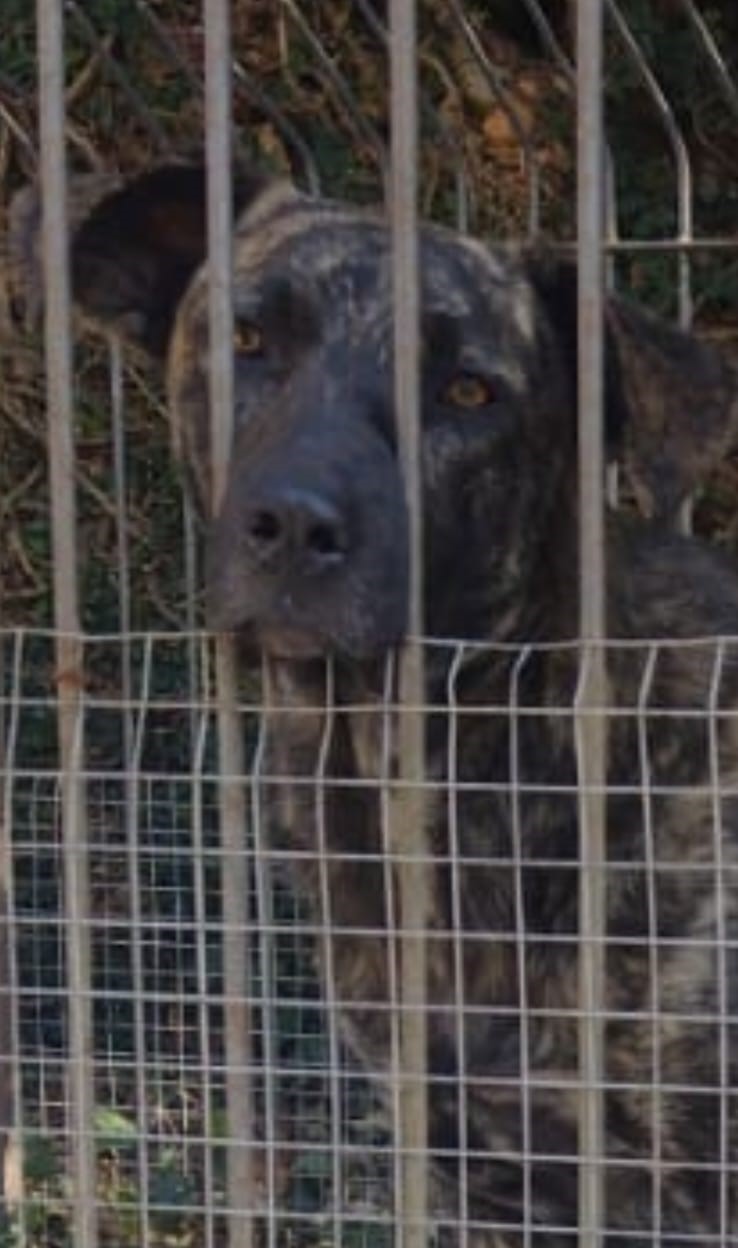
(352, 0, 471, 232)
(251, 660, 278, 1248)
(203, 2, 255, 1244)
(191, 688, 217, 1248)
(379, 652, 403, 1239)
(388, 3, 429, 1247)
(1, 634, 24, 1220)
(313, 661, 344, 1243)
(182, 480, 205, 1242)
(445, 646, 469, 1248)
(576, 2, 607, 1245)
(444, 0, 541, 238)
(36, 3, 98, 1245)
(510, 648, 534, 1248)
(707, 642, 729, 1242)
(184, 498, 202, 757)
(203, 1, 235, 526)
(605, 2, 693, 330)
(126, 636, 153, 1247)
(110, 341, 133, 760)
(636, 646, 663, 1238)
(605, 1, 696, 531)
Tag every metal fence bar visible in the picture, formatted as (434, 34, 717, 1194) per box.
(126, 635, 153, 1246)
(378, 651, 404, 1242)
(510, 647, 534, 1248)
(606, 0, 694, 330)
(36, 2, 98, 1244)
(636, 646, 663, 1237)
(0, 634, 24, 1220)
(707, 642, 730, 1243)
(445, 646, 470, 1248)
(445, 0, 541, 238)
(388, 3, 429, 1246)
(575, 1, 608, 1244)
(313, 659, 345, 1243)
(203, 3, 255, 1244)
(110, 342, 133, 757)
(352, 0, 472, 230)
(251, 659, 278, 1248)
(191, 689, 218, 1248)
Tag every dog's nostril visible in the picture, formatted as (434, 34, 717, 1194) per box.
(306, 521, 345, 560)
(248, 509, 282, 546)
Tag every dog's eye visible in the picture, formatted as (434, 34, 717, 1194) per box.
(443, 373, 494, 409)
(233, 319, 264, 357)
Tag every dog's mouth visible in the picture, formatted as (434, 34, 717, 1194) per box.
(228, 618, 404, 665)
(253, 624, 327, 660)
(206, 576, 408, 661)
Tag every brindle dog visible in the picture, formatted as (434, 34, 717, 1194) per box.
(11, 164, 738, 1244)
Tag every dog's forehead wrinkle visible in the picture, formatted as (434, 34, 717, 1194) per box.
(233, 211, 515, 308)
(234, 209, 387, 281)
(172, 211, 541, 387)
(451, 236, 536, 339)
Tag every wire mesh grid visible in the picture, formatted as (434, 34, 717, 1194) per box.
(3, 1, 738, 1245)
(6, 628, 738, 1244)
(3, 628, 390, 1246)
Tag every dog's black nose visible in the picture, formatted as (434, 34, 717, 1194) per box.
(244, 487, 349, 573)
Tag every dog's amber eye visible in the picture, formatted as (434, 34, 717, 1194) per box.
(233, 319, 264, 356)
(444, 374, 494, 409)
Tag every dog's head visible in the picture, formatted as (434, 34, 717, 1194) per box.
(10, 164, 738, 655)
(165, 187, 580, 655)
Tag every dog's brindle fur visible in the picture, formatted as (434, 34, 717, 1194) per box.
(22, 165, 738, 1243)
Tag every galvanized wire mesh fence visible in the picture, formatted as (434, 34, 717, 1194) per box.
(3, 1, 738, 1245)
(6, 627, 738, 1246)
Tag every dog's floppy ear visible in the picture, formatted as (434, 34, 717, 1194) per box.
(530, 256, 738, 521)
(606, 299, 738, 521)
(8, 162, 273, 358)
